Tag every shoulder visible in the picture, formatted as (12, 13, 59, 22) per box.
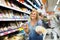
(37, 20, 43, 26)
(38, 20, 42, 23)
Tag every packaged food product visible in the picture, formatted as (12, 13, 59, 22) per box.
(4, 36, 8, 40)
(5, 0, 11, 6)
(17, 0, 24, 3)
(35, 26, 47, 34)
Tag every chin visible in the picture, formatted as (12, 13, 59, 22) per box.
(31, 18, 35, 20)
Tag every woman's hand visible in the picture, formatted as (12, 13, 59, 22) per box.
(36, 31, 42, 34)
(22, 24, 29, 34)
(35, 26, 43, 34)
(35, 26, 47, 34)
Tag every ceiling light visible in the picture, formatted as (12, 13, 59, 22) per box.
(54, 5, 57, 11)
(56, 0, 60, 4)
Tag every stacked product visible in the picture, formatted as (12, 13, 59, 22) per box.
(0, 9, 29, 19)
(17, 0, 25, 3)
(0, 0, 20, 10)
(0, 33, 24, 40)
(0, 22, 22, 33)
(0, 0, 30, 13)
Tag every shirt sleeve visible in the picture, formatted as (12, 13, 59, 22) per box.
(38, 20, 43, 26)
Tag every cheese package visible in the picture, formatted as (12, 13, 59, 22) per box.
(35, 26, 47, 34)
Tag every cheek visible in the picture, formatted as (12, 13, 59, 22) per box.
(31, 16, 35, 19)
(32, 15, 36, 19)
(30, 14, 37, 19)
(34, 15, 37, 18)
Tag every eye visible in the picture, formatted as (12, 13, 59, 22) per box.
(33, 14, 35, 15)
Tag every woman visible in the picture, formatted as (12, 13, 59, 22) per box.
(23, 9, 43, 40)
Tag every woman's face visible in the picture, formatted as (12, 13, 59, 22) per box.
(30, 11, 37, 20)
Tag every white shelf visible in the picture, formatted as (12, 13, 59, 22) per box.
(0, 28, 18, 36)
(27, 0, 37, 9)
(0, 24, 24, 36)
(0, 23, 23, 36)
(17, 0, 32, 9)
(0, 19, 28, 21)
(0, 4, 29, 14)
(20, 2, 33, 9)
(35, 0, 41, 6)
(27, 0, 41, 9)
(0, 22, 24, 36)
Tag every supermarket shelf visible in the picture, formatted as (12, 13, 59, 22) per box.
(0, 4, 29, 14)
(0, 22, 24, 36)
(0, 19, 28, 21)
(17, 1, 33, 10)
(0, 29, 18, 36)
(27, 0, 37, 9)
(0, 27, 19, 36)
(27, 0, 41, 9)
(35, 0, 41, 6)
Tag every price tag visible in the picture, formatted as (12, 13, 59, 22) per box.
(4, 32, 8, 35)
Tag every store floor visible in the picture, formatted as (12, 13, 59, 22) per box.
(45, 29, 60, 40)
(45, 35, 60, 40)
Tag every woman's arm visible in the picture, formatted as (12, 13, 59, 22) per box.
(23, 24, 29, 34)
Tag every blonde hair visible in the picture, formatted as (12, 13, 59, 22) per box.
(30, 9, 39, 21)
